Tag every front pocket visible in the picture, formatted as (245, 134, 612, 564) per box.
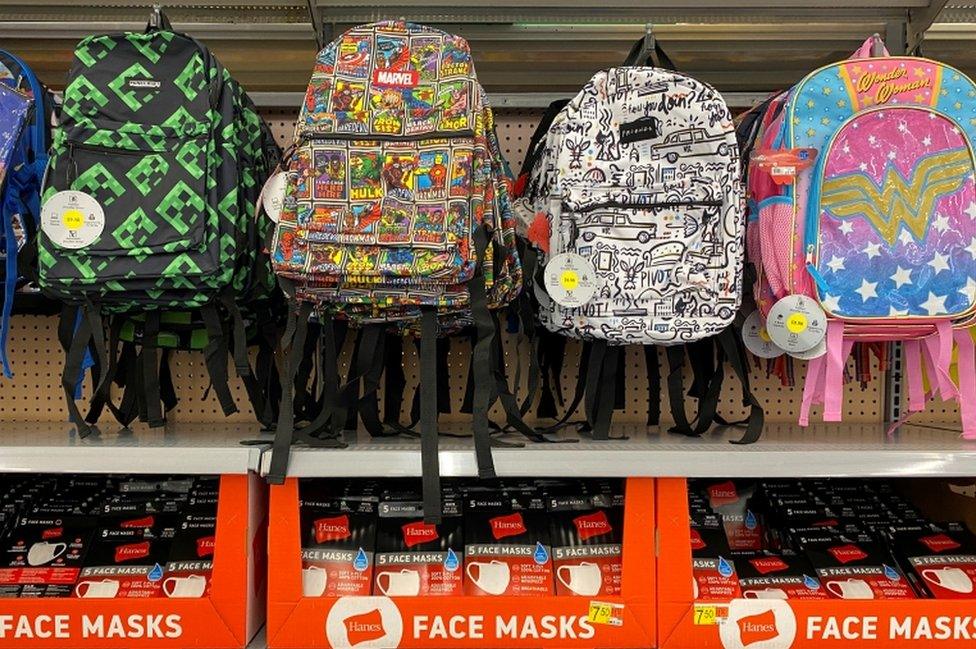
(57, 126, 210, 257)
(563, 180, 734, 322)
(284, 135, 477, 282)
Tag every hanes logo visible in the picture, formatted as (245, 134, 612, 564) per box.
(920, 533, 962, 553)
(489, 513, 527, 540)
(401, 521, 438, 548)
(344, 609, 386, 646)
(115, 541, 150, 563)
(738, 610, 780, 646)
(315, 515, 352, 543)
(121, 515, 154, 529)
(690, 528, 706, 551)
(827, 544, 868, 564)
(196, 535, 216, 557)
(750, 557, 789, 575)
(708, 481, 740, 508)
(573, 511, 612, 541)
(42, 527, 63, 540)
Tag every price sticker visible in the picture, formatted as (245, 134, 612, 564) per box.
(694, 605, 718, 626)
(766, 294, 827, 353)
(544, 252, 597, 308)
(41, 190, 104, 249)
(587, 601, 624, 627)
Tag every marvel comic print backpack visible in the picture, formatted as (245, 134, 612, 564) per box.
(267, 21, 526, 522)
(750, 36, 976, 436)
(521, 41, 763, 443)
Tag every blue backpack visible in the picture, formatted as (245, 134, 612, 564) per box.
(0, 51, 54, 377)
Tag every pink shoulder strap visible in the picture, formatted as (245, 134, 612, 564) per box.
(903, 339, 926, 413)
(954, 330, 976, 440)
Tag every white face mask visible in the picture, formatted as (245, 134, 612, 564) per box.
(557, 562, 602, 596)
(825, 578, 874, 600)
(376, 569, 421, 596)
(27, 541, 67, 567)
(744, 587, 789, 600)
(163, 574, 208, 598)
(302, 565, 328, 597)
(466, 560, 511, 595)
(922, 567, 974, 594)
(76, 579, 120, 599)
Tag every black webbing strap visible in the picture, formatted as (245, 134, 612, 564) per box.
(256, 318, 281, 426)
(61, 306, 93, 437)
(114, 342, 140, 427)
(613, 344, 626, 410)
(644, 345, 661, 426)
(687, 339, 715, 401)
(220, 291, 270, 427)
(622, 33, 677, 70)
(716, 327, 765, 445)
(459, 331, 475, 415)
(200, 304, 238, 417)
(666, 344, 723, 437)
(141, 311, 164, 427)
(292, 321, 320, 422)
(383, 334, 406, 426)
(419, 307, 442, 524)
(352, 324, 389, 437)
(536, 330, 567, 419)
(518, 99, 572, 183)
(582, 341, 619, 440)
(159, 349, 178, 413)
(341, 328, 363, 432)
(86, 314, 123, 425)
(437, 338, 451, 414)
(537, 341, 590, 434)
(299, 315, 343, 440)
(57, 304, 76, 356)
(468, 227, 497, 478)
(268, 302, 313, 484)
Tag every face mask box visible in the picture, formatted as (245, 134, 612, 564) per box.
(887, 523, 976, 599)
(76, 526, 174, 598)
(698, 480, 763, 552)
(300, 499, 377, 598)
(548, 493, 623, 597)
(463, 492, 553, 596)
(0, 514, 95, 597)
(736, 552, 829, 601)
(162, 514, 217, 599)
(373, 498, 463, 597)
(797, 529, 915, 600)
(690, 514, 741, 601)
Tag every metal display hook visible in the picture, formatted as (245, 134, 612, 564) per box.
(870, 32, 885, 57)
(149, 4, 163, 30)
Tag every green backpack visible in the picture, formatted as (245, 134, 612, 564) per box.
(37, 14, 281, 432)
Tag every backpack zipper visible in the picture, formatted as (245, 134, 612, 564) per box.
(300, 129, 475, 143)
(64, 141, 150, 185)
(570, 198, 723, 213)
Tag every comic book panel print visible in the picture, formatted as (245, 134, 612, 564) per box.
(816, 106, 976, 319)
(449, 150, 473, 198)
(313, 149, 346, 200)
(415, 149, 450, 201)
(336, 34, 370, 79)
(339, 201, 382, 243)
(437, 80, 470, 132)
(410, 35, 441, 83)
(378, 198, 413, 244)
(439, 34, 472, 78)
(350, 150, 383, 201)
(406, 85, 437, 135)
(382, 151, 416, 201)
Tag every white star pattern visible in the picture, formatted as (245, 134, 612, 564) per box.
(933, 214, 950, 232)
(920, 292, 948, 315)
(842, 143, 850, 154)
(839, 221, 854, 235)
(922, 136, 932, 146)
(889, 306, 909, 316)
(966, 202, 976, 220)
(856, 279, 878, 301)
(897, 122, 908, 133)
(868, 135, 877, 145)
(864, 241, 881, 259)
(965, 236, 976, 259)
(892, 266, 912, 288)
(961, 277, 976, 301)
(887, 150, 897, 160)
(858, 162, 868, 172)
(898, 229, 915, 246)
(822, 294, 842, 312)
(929, 252, 950, 274)
(827, 255, 845, 272)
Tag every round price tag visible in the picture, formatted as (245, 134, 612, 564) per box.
(742, 311, 785, 359)
(543, 252, 597, 308)
(788, 335, 827, 360)
(41, 191, 104, 249)
(261, 172, 287, 223)
(766, 294, 827, 353)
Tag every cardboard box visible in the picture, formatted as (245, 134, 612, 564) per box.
(267, 478, 656, 648)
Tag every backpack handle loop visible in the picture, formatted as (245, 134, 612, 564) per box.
(145, 5, 173, 33)
(850, 33, 889, 59)
(623, 24, 677, 71)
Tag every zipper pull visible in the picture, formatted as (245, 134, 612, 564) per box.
(804, 244, 815, 265)
(66, 142, 78, 187)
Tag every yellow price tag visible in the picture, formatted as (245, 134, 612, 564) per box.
(560, 269, 579, 290)
(587, 601, 623, 627)
(786, 312, 808, 334)
(62, 209, 84, 230)
(693, 605, 718, 626)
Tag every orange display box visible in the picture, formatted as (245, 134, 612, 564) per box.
(266, 477, 655, 649)
(657, 478, 976, 649)
(0, 474, 267, 649)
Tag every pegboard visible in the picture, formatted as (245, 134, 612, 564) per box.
(0, 109, 887, 427)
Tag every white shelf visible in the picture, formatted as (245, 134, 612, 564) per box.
(259, 423, 976, 479)
(0, 421, 267, 475)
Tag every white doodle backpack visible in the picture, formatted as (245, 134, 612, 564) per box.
(523, 52, 762, 443)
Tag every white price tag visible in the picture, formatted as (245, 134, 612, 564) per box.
(742, 311, 785, 359)
(766, 294, 827, 354)
(544, 252, 597, 308)
(261, 172, 287, 223)
(41, 190, 104, 249)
